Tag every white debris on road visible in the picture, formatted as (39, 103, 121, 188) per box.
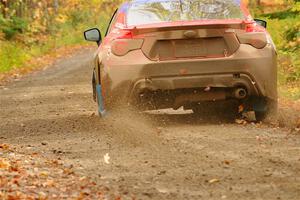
(104, 153, 110, 164)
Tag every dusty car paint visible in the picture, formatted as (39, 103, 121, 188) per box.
(87, 0, 277, 119)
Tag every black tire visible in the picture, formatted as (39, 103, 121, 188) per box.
(255, 111, 267, 122)
(95, 84, 107, 118)
(255, 99, 278, 122)
(92, 72, 97, 102)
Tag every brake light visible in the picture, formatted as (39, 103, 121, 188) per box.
(245, 22, 265, 33)
(115, 29, 133, 39)
(236, 21, 268, 49)
(111, 29, 144, 56)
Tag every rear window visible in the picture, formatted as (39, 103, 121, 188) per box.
(126, 0, 245, 26)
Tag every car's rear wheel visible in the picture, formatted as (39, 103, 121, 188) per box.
(92, 72, 97, 102)
(95, 84, 107, 118)
(254, 98, 278, 122)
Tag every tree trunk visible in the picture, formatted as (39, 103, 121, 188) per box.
(16, 1, 24, 18)
(54, 0, 59, 14)
(0, 0, 8, 18)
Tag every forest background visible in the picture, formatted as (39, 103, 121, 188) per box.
(0, 0, 299, 99)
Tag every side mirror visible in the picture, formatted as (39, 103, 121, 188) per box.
(254, 19, 267, 28)
(84, 28, 102, 45)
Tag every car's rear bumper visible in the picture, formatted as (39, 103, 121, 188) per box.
(101, 44, 277, 107)
(131, 73, 259, 94)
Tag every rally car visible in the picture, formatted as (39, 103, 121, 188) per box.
(84, 0, 277, 121)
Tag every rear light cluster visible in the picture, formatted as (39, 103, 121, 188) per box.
(114, 29, 134, 39)
(110, 29, 144, 56)
(245, 22, 266, 33)
(237, 22, 267, 49)
(104, 11, 144, 56)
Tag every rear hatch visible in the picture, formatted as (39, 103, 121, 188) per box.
(131, 22, 243, 61)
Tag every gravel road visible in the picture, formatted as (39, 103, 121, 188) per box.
(1, 48, 300, 200)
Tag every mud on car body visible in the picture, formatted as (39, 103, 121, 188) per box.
(84, 0, 277, 120)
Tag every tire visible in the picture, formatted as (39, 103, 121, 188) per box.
(92, 73, 97, 102)
(254, 98, 278, 122)
(95, 84, 107, 118)
(255, 111, 267, 122)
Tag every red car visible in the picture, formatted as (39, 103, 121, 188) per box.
(84, 0, 277, 121)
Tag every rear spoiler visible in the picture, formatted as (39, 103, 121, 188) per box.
(125, 20, 252, 35)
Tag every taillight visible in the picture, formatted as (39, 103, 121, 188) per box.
(114, 29, 133, 39)
(245, 22, 265, 33)
(109, 28, 144, 56)
(237, 22, 267, 49)
(104, 9, 144, 56)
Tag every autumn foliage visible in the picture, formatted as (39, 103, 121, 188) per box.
(0, 0, 124, 74)
(0, 0, 123, 40)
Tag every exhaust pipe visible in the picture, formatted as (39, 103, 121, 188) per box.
(234, 88, 247, 99)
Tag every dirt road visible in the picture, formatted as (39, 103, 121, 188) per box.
(1, 48, 300, 200)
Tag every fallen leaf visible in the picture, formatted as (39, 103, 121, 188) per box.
(41, 142, 48, 146)
(204, 86, 211, 92)
(209, 178, 220, 184)
(42, 180, 55, 187)
(238, 105, 244, 113)
(104, 153, 110, 164)
(223, 160, 230, 165)
(235, 119, 247, 125)
(0, 159, 10, 169)
(40, 171, 49, 178)
(0, 144, 10, 150)
(79, 176, 87, 181)
(63, 168, 74, 175)
(39, 191, 47, 200)
(256, 136, 262, 141)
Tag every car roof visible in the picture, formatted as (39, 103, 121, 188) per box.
(128, 0, 242, 5)
(121, 0, 243, 12)
(118, 0, 250, 27)
(120, 0, 245, 14)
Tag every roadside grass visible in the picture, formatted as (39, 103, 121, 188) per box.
(0, 13, 110, 74)
(279, 85, 300, 100)
(0, 28, 85, 73)
(0, 42, 30, 72)
(255, 6, 300, 100)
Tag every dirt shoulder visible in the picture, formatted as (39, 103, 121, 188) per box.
(0, 44, 93, 86)
(1, 49, 300, 200)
